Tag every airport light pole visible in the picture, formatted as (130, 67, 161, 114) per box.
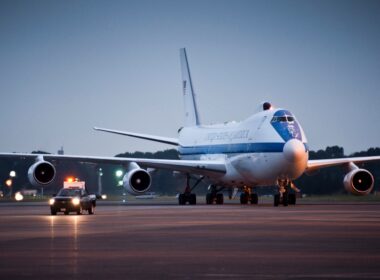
(7, 171, 16, 198)
(98, 168, 103, 194)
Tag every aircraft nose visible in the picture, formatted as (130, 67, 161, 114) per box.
(283, 139, 306, 162)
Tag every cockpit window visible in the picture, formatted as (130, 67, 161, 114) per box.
(271, 116, 295, 123)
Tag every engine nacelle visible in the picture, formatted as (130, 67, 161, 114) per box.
(27, 161, 56, 187)
(123, 166, 151, 195)
(343, 169, 374, 196)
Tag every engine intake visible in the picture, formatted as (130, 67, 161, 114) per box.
(123, 164, 151, 195)
(28, 161, 56, 186)
(344, 169, 374, 196)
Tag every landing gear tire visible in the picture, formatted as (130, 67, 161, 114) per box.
(179, 194, 185, 205)
(240, 193, 249, 204)
(64, 210, 69, 215)
(274, 194, 280, 207)
(178, 193, 196, 205)
(76, 207, 82, 215)
(51, 209, 57, 215)
(189, 193, 196, 205)
(282, 193, 289, 207)
(250, 193, 258, 204)
(216, 193, 224, 205)
(206, 193, 214, 204)
(288, 193, 296, 205)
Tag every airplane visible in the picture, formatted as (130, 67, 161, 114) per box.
(1, 48, 380, 206)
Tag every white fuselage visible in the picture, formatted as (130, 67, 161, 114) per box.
(178, 108, 309, 187)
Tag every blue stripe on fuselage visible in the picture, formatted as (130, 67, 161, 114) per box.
(178, 142, 309, 156)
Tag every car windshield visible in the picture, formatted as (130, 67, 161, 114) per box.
(57, 189, 81, 197)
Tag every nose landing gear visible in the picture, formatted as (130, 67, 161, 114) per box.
(275, 179, 299, 207)
(240, 186, 258, 205)
(206, 185, 226, 205)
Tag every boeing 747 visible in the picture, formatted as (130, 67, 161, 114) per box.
(1, 48, 379, 206)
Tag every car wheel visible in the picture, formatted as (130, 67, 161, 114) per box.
(88, 204, 94, 215)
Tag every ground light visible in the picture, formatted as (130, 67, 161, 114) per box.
(115, 170, 123, 177)
(15, 192, 23, 201)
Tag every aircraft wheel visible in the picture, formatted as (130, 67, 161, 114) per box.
(51, 209, 57, 215)
(274, 194, 280, 207)
(189, 193, 197, 205)
(282, 193, 289, 207)
(206, 193, 213, 204)
(76, 207, 82, 215)
(216, 193, 224, 205)
(178, 194, 185, 205)
(250, 193, 258, 204)
(240, 193, 249, 204)
(288, 193, 296, 205)
(64, 211, 69, 215)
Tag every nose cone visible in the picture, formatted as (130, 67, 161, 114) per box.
(283, 139, 306, 162)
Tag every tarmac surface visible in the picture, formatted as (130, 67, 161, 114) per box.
(1, 201, 380, 279)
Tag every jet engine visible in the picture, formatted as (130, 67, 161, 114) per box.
(123, 163, 151, 195)
(343, 169, 374, 196)
(27, 160, 56, 187)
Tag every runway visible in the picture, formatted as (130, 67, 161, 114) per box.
(1, 202, 380, 279)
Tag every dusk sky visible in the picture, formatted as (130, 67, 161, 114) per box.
(0, 0, 379, 156)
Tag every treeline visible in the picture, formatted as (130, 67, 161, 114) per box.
(0, 146, 379, 196)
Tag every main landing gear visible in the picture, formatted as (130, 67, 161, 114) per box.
(239, 186, 258, 205)
(274, 180, 299, 207)
(178, 174, 205, 205)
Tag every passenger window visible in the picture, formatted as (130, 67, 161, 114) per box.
(279, 117, 287, 122)
(271, 117, 278, 123)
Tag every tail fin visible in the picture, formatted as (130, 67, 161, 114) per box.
(180, 48, 201, 126)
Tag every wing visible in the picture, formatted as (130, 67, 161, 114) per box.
(0, 153, 226, 176)
(93, 127, 179, 146)
(307, 156, 380, 172)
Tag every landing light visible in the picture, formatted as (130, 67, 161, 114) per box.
(101, 194, 107, 200)
(49, 198, 55, 205)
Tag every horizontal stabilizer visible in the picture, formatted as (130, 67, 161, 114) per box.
(93, 127, 179, 146)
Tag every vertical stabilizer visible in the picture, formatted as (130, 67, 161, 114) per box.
(180, 48, 201, 126)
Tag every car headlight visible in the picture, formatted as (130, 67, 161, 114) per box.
(49, 198, 55, 205)
(72, 197, 80, 206)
